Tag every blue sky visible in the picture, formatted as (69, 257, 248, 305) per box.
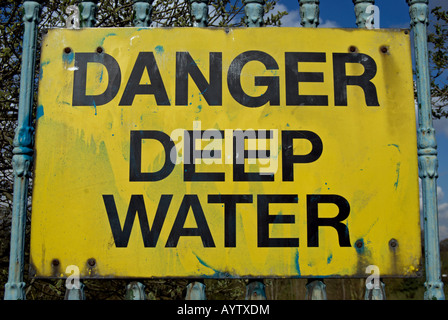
(275, 0, 448, 240)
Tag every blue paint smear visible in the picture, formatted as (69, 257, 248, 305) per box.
(93, 100, 97, 115)
(194, 253, 229, 277)
(99, 33, 117, 46)
(388, 144, 401, 152)
(355, 238, 365, 254)
(155, 45, 164, 54)
(39, 60, 50, 80)
(62, 51, 74, 65)
(327, 253, 333, 264)
(394, 162, 401, 190)
(36, 105, 44, 120)
(294, 249, 301, 276)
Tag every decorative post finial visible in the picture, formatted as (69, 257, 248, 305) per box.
(189, 0, 209, 27)
(243, 0, 265, 27)
(133, 0, 154, 27)
(298, 0, 320, 28)
(78, 1, 98, 27)
(4, 0, 42, 300)
(407, 0, 445, 300)
(407, 0, 429, 26)
(353, 0, 375, 28)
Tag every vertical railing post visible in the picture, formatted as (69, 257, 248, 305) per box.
(133, 0, 154, 27)
(298, 0, 320, 28)
(64, 282, 86, 300)
(352, 0, 375, 28)
(4, 0, 42, 300)
(364, 280, 386, 300)
(305, 279, 327, 300)
(125, 281, 146, 300)
(241, 0, 268, 299)
(189, 0, 209, 27)
(245, 280, 267, 300)
(353, 0, 387, 301)
(243, 0, 265, 27)
(298, 0, 327, 300)
(185, 281, 207, 300)
(407, 0, 445, 300)
(79, 0, 98, 28)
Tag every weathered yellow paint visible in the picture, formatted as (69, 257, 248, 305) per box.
(31, 28, 421, 278)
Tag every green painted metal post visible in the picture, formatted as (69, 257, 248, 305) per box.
(189, 0, 209, 27)
(352, 0, 387, 300)
(64, 1, 98, 300)
(185, 281, 207, 300)
(305, 279, 327, 300)
(133, 0, 154, 27)
(64, 282, 86, 300)
(407, 0, 445, 300)
(298, 0, 320, 27)
(125, 282, 146, 300)
(298, 0, 328, 301)
(4, 0, 42, 300)
(353, 0, 375, 28)
(79, 1, 98, 28)
(246, 280, 267, 300)
(243, 0, 265, 27)
(241, 0, 267, 300)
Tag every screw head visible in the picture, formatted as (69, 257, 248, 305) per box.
(87, 258, 96, 267)
(389, 238, 398, 248)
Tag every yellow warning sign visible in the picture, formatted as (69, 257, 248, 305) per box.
(30, 27, 421, 278)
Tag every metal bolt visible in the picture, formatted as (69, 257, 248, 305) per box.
(51, 259, 60, 267)
(380, 45, 389, 54)
(64, 47, 72, 54)
(349, 45, 357, 53)
(389, 238, 398, 248)
(355, 240, 363, 248)
(96, 46, 103, 54)
(87, 258, 96, 267)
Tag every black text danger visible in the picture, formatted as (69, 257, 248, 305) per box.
(72, 50, 380, 108)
